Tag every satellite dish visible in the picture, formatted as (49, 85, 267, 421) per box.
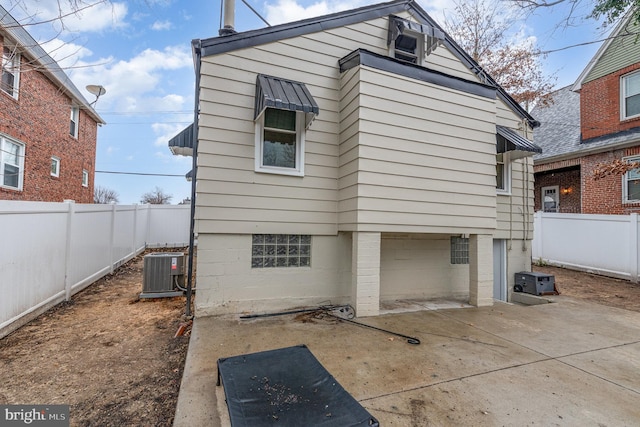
(86, 85, 106, 107)
(86, 85, 106, 97)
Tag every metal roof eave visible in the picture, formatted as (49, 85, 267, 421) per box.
(497, 125, 542, 157)
(168, 123, 194, 156)
(254, 74, 319, 127)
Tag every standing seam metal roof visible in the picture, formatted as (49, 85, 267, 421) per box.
(255, 74, 319, 116)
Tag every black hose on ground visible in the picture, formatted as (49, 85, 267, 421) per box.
(240, 304, 421, 345)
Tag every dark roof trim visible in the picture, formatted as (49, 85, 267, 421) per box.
(340, 49, 495, 99)
(400, 6, 539, 129)
(199, 0, 410, 57)
(168, 123, 194, 156)
(581, 126, 640, 145)
(196, 0, 537, 129)
(497, 125, 542, 154)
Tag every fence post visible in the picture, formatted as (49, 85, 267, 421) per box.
(64, 200, 75, 301)
(145, 204, 152, 247)
(630, 213, 639, 283)
(132, 204, 138, 255)
(532, 211, 542, 262)
(109, 204, 116, 274)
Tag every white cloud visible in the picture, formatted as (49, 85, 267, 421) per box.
(39, 38, 93, 70)
(62, 45, 193, 111)
(263, 0, 453, 27)
(265, 0, 370, 25)
(151, 20, 173, 31)
(19, 1, 128, 33)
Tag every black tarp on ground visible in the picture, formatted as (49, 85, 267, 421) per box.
(217, 344, 379, 426)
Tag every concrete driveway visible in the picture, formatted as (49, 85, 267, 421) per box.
(174, 297, 640, 426)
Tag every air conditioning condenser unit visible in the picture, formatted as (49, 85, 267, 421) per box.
(140, 252, 185, 299)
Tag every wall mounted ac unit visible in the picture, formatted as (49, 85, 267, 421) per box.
(140, 252, 185, 299)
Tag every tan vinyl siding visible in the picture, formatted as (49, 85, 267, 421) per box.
(494, 96, 535, 240)
(196, 12, 533, 238)
(339, 65, 497, 234)
(495, 156, 535, 240)
(584, 19, 640, 83)
(197, 43, 342, 235)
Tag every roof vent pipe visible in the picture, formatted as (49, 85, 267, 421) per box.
(219, 0, 237, 35)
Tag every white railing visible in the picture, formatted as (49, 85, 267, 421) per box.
(532, 211, 639, 282)
(0, 201, 191, 338)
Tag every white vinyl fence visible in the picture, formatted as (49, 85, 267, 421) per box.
(532, 211, 640, 282)
(1, 201, 190, 338)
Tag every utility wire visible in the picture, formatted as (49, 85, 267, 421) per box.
(95, 170, 185, 177)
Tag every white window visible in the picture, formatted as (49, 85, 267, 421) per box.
(624, 156, 640, 203)
(622, 71, 640, 120)
(390, 31, 424, 65)
(1, 135, 24, 190)
(251, 234, 311, 268)
(255, 108, 305, 176)
(51, 156, 60, 177)
(1, 44, 20, 98)
(70, 106, 79, 137)
(496, 153, 511, 194)
(82, 169, 89, 187)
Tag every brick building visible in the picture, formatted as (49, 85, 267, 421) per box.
(0, 6, 104, 203)
(532, 11, 640, 215)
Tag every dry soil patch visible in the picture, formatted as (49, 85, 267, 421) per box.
(0, 251, 190, 427)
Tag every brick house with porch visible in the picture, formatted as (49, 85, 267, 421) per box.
(532, 11, 640, 214)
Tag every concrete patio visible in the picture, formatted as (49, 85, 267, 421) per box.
(174, 297, 640, 426)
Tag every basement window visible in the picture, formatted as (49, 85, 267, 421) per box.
(450, 236, 469, 265)
(252, 234, 311, 268)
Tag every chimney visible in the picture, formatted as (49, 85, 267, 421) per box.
(219, 0, 237, 36)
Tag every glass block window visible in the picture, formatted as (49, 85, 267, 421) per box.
(251, 234, 311, 268)
(450, 236, 469, 265)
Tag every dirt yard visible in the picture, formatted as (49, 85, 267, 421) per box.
(533, 264, 640, 312)
(1, 254, 640, 426)
(0, 250, 191, 427)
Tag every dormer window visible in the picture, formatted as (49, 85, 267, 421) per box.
(393, 33, 421, 64)
(387, 15, 444, 66)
